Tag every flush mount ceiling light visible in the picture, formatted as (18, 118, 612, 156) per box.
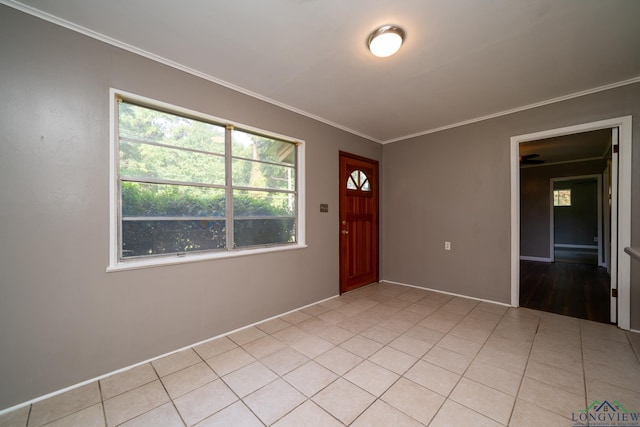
(367, 25, 406, 58)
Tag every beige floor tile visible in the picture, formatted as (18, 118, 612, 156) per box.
(628, 331, 640, 359)
(314, 346, 363, 376)
(509, 399, 570, 427)
(390, 308, 428, 325)
(319, 298, 347, 310)
(584, 358, 640, 392)
(100, 364, 158, 400)
(585, 378, 640, 412)
(581, 320, 629, 343)
(298, 317, 329, 334)
(315, 325, 356, 345)
(361, 325, 401, 345)
(344, 360, 399, 397)
(404, 302, 438, 317)
(404, 324, 445, 344)
(42, 404, 104, 427)
(271, 400, 342, 427)
(437, 334, 483, 357)
(388, 334, 433, 358)
(271, 325, 310, 345)
(280, 310, 313, 325)
(532, 333, 582, 358)
(29, 383, 101, 427)
(381, 377, 445, 425)
(369, 346, 417, 375)
(582, 337, 638, 366)
(173, 379, 237, 426)
(423, 346, 472, 375)
(152, 349, 201, 378)
(404, 360, 461, 397)
(255, 317, 291, 334)
(336, 317, 374, 334)
(464, 359, 522, 396)
(517, 377, 585, 419)
(222, 361, 277, 398)
(283, 361, 338, 397)
(193, 337, 237, 360)
(301, 303, 332, 317)
(161, 362, 217, 399)
(351, 399, 424, 427)
(418, 314, 462, 334)
(377, 317, 414, 334)
(450, 378, 515, 425)
(529, 345, 583, 374)
(119, 402, 183, 427)
(475, 345, 528, 375)
(339, 335, 384, 358)
(241, 335, 286, 359)
(484, 334, 532, 357)
(0, 405, 29, 427)
(243, 379, 305, 425)
(290, 335, 334, 358)
(103, 380, 169, 427)
(318, 310, 348, 324)
(194, 401, 262, 427)
(205, 347, 255, 377)
(228, 327, 267, 346)
(260, 347, 309, 376)
(448, 323, 492, 344)
(312, 378, 375, 425)
(430, 399, 504, 427)
(524, 360, 585, 396)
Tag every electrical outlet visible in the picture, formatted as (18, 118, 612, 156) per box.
(445, 241, 451, 251)
(594, 236, 598, 242)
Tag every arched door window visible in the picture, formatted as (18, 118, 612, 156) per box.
(347, 169, 371, 191)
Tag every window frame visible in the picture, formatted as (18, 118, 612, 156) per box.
(108, 89, 306, 272)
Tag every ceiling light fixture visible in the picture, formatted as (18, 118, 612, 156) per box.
(367, 25, 406, 58)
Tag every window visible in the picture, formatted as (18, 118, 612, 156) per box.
(110, 90, 304, 270)
(347, 169, 371, 192)
(553, 189, 571, 206)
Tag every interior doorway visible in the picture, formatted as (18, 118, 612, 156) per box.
(510, 116, 633, 329)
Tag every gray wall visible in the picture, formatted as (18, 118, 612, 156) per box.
(0, 7, 381, 409)
(553, 179, 598, 246)
(520, 160, 606, 258)
(382, 83, 640, 323)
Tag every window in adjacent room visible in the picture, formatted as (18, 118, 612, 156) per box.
(110, 90, 304, 270)
(553, 189, 572, 206)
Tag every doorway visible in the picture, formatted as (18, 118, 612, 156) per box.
(339, 152, 379, 294)
(510, 117, 633, 329)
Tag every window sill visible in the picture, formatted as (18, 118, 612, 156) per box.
(107, 243, 308, 273)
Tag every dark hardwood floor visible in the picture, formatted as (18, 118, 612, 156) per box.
(519, 259, 611, 324)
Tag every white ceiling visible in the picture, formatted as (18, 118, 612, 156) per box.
(5, 0, 640, 143)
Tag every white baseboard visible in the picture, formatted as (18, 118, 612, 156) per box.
(554, 244, 598, 249)
(520, 256, 552, 262)
(380, 279, 512, 307)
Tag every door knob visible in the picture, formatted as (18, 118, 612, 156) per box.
(342, 230, 349, 235)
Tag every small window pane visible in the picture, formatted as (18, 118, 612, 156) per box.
(232, 158, 295, 191)
(347, 176, 358, 190)
(554, 189, 572, 206)
(119, 102, 225, 154)
(120, 140, 225, 185)
(232, 130, 295, 165)
(361, 179, 371, 191)
(122, 219, 226, 257)
(234, 218, 296, 247)
(233, 190, 295, 217)
(122, 182, 225, 217)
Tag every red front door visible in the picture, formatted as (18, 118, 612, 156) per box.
(339, 152, 379, 293)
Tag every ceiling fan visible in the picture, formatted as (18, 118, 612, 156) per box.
(519, 154, 545, 165)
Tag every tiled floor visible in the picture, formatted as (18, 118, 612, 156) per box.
(2, 282, 640, 427)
